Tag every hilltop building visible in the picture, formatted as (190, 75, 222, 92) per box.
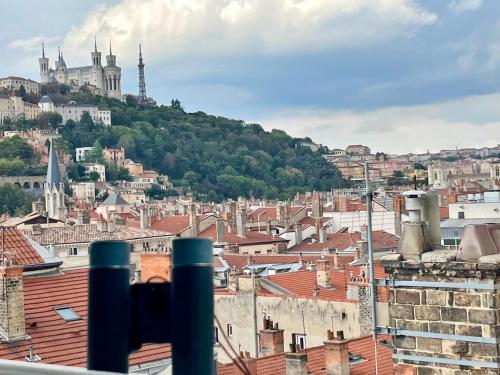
(39, 40, 121, 99)
(38, 96, 111, 125)
(0, 76, 39, 95)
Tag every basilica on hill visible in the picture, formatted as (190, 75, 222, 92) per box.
(38, 39, 121, 99)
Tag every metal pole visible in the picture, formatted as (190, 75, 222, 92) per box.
(364, 162, 378, 374)
(88, 240, 131, 373)
(172, 238, 213, 375)
(252, 268, 259, 357)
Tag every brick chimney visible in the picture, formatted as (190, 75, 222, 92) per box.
(316, 259, 331, 288)
(188, 204, 199, 236)
(294, 224, 303, 245)
(140, 252, 172, 282)
(228, 201, 237, 233)
(0, 266, 27, 341)
(236, 207, 247, 238)
(277, 203, 286, 226)
(259, 317, 284, 356)
(285, 351, 308, 375)
(324, 330, 349, 375)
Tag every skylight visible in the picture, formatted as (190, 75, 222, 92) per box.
(55, 307, 81, 322)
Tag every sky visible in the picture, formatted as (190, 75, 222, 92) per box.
(1, 0, 500, 153)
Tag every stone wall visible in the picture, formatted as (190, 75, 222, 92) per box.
(383, 259, 500, 375)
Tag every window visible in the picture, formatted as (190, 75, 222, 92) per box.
(341, 312, 347, 320)
(214, 327, 219, 343)
(458, 211, 465, 219)
(227, 324, 233, 337)
(68, 247, 78, 256)
(55, 307, 81, 321)
(349, 353, 366, 364)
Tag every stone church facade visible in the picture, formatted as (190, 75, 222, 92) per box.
(39, 40, 121, 100)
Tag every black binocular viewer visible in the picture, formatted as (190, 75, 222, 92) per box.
(87, 238, 213, 374)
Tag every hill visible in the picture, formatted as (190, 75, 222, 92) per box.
(54, 92, 348, 201)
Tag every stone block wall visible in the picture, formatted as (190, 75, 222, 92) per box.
(382, 260, 500, 375)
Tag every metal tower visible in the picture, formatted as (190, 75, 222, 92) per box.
(138, 43, 147, 104)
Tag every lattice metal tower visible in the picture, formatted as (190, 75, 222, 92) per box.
(138, 43, 147, 104)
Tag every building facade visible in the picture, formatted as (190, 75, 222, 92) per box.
(0, 76, 40, 95)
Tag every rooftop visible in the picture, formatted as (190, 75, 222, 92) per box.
(0, 268, 170, 369)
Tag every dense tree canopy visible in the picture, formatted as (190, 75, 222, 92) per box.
(56, 95, 348, 201)
(0, 183, 33, 216)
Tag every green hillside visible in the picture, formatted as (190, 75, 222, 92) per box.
(55, 91, 347, 201)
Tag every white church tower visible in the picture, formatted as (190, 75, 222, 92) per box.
(44, 140, 66, 220)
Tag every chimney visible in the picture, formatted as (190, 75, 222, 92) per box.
(140, 207, 149, 229)
(360, 225, 367, 241)
(398, 191, 431, 260)
(285, 351, 308, 375)
(266, 220, 272, 235)
(227, 269, 239, 292)
(228, 201, 237, 233)
(318, 224, 327, 244)
(316, 259, 331, 288)
(277, 203, 286, 226)
(355, 241, 368, 260)
(96, 219, 109, 232)
(188, 204, 199, 236)
(140, 252, 172, 282)
(236, 207, 247, 238)
(324, 330, 350, 375)
(215, 217, 225, 244)
(0, 266, 27, 341)
(312, 193, 323, 218)
(294, 224, 303, 245)
(259, 319, 284, 356)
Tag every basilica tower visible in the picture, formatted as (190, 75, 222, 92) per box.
(39, 43, 50, 84)
(104, 41, 122, 99)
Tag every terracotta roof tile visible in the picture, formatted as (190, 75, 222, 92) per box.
(0, 227, 44, 267)
(0, 268, 171, 368)
(198, 224, 287, 246)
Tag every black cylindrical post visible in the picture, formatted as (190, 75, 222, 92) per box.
(172, 238, 213, 375)
(88, 240, 131, 373)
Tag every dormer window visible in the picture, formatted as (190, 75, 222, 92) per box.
(55, 307, 81, 322)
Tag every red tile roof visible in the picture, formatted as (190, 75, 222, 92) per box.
(247, 207, 305, 222)
(0, 227, 44, 267)
(0, 268, 170, 368)
(290, 230, 399, 252)
(218, 335, 392, 375)
(262, 261, 386, 302)
(198, 224, 287, 246)
(128, 214, 210, 234)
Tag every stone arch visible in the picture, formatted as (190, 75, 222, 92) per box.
(14, 182, 21, 189)
(23, 181, 30, 189)
(33, 181, 41, 189)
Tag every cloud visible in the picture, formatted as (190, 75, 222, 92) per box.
(257, 93, 500, 154)
(448, 0, 483, 15)
(8, 35, 60, 53)
(60, 0, 436, 66)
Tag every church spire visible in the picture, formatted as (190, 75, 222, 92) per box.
(109, 40, 112, 55)
(94, 36, 98, 52)
(58, 46, 61, 59)
(47, 140, 62, 188)
(42, 42, 45, 58)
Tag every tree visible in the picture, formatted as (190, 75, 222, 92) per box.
(88, 171, 100, 182)
(0, 136, 34, 162)
(170, 99, 184, 112)
(414, 163, 426, 170)
(36, 112, 63, 129)
(0, 158, 26, 175)
(126, 95, 138, 107)
(0, 183, 33, 216)
(18, 85, 28, 102)
(79, 111, 95, 131)
(84, 140, 105, 163)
